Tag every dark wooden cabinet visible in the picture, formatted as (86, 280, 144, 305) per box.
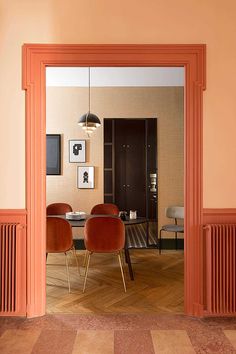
(114, 119, 146, 216)
(104, 119, 157, 239)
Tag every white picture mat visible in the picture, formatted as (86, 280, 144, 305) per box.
(69, 140, 86, 162)
(78, 166, 94, 189)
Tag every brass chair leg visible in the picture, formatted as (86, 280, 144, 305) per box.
(83, 250, 88, 267)
(65, 252, 71, 293)
(72, 245, 81, 275)
(121, 250, 127, 274)
(118, 251, 127, 293)
(121, 249, 125, 268)
(83, 251, 91, 293)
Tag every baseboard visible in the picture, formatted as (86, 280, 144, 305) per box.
(74, 238, 184, 250)
(160, 238, 184, 250)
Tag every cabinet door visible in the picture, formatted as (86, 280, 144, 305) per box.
(115, 120, 146, 217)
(146, 118, 157, 221)
(114, 120, 127, 211)
(125, 120, 146, 217)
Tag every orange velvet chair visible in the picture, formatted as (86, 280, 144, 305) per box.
(83, 216, 126, 293)
(90, 203, 119, 215)
(46, 202, 73, 215)
(46, 216, 80, 293)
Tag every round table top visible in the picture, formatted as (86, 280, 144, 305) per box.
(48, 214, 147, 227)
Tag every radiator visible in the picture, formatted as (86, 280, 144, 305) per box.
(205, 224, 236, 315)
(0, 223, 26, 315)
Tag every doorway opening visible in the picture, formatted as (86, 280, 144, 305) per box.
(23, 44, 206, 318)
(45, 67, 184, 314)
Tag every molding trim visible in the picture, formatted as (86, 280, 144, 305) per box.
(203, 208, 236, 224)
(22, 43, 206, 317)
(0, 209, 27, 224)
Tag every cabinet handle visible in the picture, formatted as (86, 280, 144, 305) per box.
(127, 184, 130, 187)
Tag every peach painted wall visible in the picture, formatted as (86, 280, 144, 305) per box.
(46, 86, 184, 237)
(0, 0, 236, 208)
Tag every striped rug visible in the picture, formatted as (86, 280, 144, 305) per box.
(126, 223, 158, 248)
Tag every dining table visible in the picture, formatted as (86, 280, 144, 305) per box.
(49, 214, 149, 281)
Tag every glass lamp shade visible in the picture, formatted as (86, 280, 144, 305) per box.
(78, 112, 101, 135)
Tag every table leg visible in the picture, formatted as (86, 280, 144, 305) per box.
(124, 248, 134, 280)
(146, 220, 149, 247)
(124, 249, 129, 263)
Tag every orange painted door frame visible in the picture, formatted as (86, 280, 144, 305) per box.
(22, 44, 206, 317)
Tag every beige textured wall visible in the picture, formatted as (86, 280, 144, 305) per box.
(46, 87, 184, 237)
(1, 0, 236, 208)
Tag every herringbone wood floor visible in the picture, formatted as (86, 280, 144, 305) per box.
(46, 249, 184, 314)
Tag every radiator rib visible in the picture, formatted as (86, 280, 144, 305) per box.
(0, 224, 17, 313)
(205, 224, 236, 315)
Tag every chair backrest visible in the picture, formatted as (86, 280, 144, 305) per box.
(46, 203, 72, 215)
(90, 203, 119, 216)
(165, 206, 184, 220)
(84, 216, 125, 252)
(46, 217, 73, 253)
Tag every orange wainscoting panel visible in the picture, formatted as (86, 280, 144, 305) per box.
(204, 223, 236, 316)
(0, 210, 27, 316)
(203, 208, 236, 224)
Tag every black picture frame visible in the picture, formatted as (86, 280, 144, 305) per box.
(46, 134, 61, 175)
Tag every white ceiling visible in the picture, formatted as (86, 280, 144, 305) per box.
(46, 67, 184, 87)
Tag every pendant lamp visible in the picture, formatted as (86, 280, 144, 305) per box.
(78, 67, 101, 137)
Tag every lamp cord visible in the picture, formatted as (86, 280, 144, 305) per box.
(89, 67, 91, 114)
(85, 67, 91, 132)
(85, 67, 91, 137)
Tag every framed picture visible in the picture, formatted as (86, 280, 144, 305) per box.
(77, 166, 94, 189)
(69, 139, 86, 163)
(46, 134, 61, 175)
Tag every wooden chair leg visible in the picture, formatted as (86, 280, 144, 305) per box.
(118, 251, 127, 293)
(65, 252, 71, 293)
(83, 251, 91, 293)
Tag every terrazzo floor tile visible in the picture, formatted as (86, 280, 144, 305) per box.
(114, 330, 155, 354)
(224, 331, 236, 350)
(151, 329, 195, 353)
(187, 327, 235, 353)
(31, 329, 77, 354)
(0, 329, 41, 354)
(72, 330, 114, 354)
(1, 315, 236, 353)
